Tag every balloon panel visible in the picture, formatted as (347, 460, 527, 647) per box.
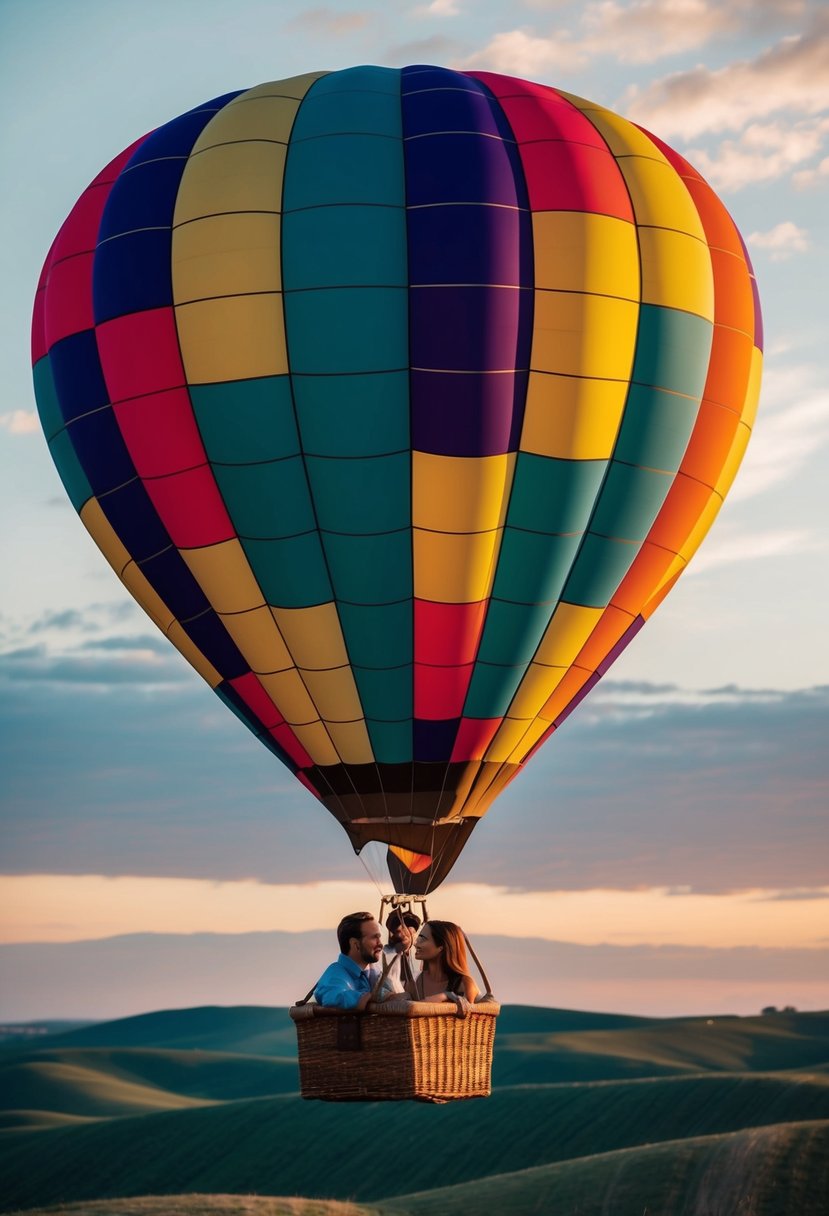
(32, 66, 762, 893)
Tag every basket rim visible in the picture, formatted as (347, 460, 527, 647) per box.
(290, 1000, 500, 1021)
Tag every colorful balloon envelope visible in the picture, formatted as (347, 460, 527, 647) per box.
(32, 66, 762, 893)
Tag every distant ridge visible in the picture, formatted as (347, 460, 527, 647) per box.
(3, 930, 826, 1021)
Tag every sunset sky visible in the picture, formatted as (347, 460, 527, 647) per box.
(1, 0, 827, 1018)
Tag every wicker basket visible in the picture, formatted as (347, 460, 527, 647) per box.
(290, 1000, 500, 1102)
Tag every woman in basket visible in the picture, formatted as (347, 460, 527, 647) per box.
(407, 919, 479, 1008)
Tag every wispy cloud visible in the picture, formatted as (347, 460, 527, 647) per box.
(29, 608, 87, 635)
(793, 153, 829, 188)
(27, 601, 139, 637)
(623, 14, 829, 138)
(578, 0, 739, 66)
(747, 220, 810, 259)
(727, 391, 829, 501)
(686, 119, 829, 190)
(463, 0, 814, 77)
(755, 887, 829, 901)
(386, 34, 462, 63)
(4, 874, 828, 950)
(3, 675, 827, 895)
(286, 7, 371, 35)
(415, 0, 462, 16)
(0, 643, 189, 686)
(686, 526, 821, 574)
(0, 409, 38, 435)
(462, 28, 582, 75)
(77, 634, 171, 653)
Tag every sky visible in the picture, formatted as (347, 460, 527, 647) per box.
(1, 0, 827, 1019)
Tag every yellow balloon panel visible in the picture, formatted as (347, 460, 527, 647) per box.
(173, 142, 288, 223)
(175, 293, 288, 384)
(291, 720, 340, 767)
(618, 156, 706, 240)
(172, 213, 282, 302)
(191, 94, 311, 152)
(535, 602, 606, 666)
(325, 719, 375, 765)
(79, 497, 130, 577)
(507, 716, 551, 765)
(237, 73, 330, 101)
(301, 666, 366, 724)
(638, 227, 714, 320)
(531, 292, 638, 380)
(520, 372, 629, 460)
(715, 421, 753, 499)
(532, 211, 639, 299)
(258, 668, 319, 725)
(413, 527, 504, 603)
(507, 663, 569, 719)
(218, 606, 294, 674)
(272, 603, 351, 670)
(180, 539, 265, 614)
(412, 451, 514, 533)
(484, 716, 534, 764)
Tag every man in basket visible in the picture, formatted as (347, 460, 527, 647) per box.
(314, 911, 389, 1010)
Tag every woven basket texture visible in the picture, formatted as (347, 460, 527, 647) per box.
(290, 1002, 499, 1102)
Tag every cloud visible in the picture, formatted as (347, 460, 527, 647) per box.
(793, 153, 829, 187)
(0, 643, 190, 686)
(755, 888, 829, 901)
(29, 609, 86, 635)
(0, 410, 38, 435)
(25, 600, 140, 639)
(686, 119, 829, 189)
(462, 28, 583, 76)
(386, 33, 463, 62)
(286, 7, 370, 35)
(727, 391, 829, 501)
(747, 220, 810, 259)
(622, 14, 829, 138)
(578, 0, 739, 66)
(77, 634, 171, 653)
(414, 0, 461, 15)
(758, 359, 822, 408)
(686, 527, 821, 574)
(463, 0, 815, 78)
(2, 675, 827, 894)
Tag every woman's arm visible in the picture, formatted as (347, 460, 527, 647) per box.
(462, 976, 480, 1003)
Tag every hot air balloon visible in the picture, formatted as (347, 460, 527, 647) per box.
(32, 65, 762, 899)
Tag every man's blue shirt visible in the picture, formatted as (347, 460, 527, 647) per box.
(314, 953, 379, 1010)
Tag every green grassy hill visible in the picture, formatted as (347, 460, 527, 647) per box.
(21, 1004, 645, 1057)
(494, 1010, 829, 1083)
(0, 1048, 298, 1116)
(384, 1120, 829, 1216)
(25, 1007, 298, 1057)
(1, 1005, 826, 1216)
(2, 1071, 829, 1210)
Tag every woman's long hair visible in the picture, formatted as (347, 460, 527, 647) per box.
(427, 920, 473, 988)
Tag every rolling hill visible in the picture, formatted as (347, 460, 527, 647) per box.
(0, 1004, 826, 1215)
(384, 1120, 829, 1215)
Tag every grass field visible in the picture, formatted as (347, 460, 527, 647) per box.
(1, 1005, 826, 1216)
